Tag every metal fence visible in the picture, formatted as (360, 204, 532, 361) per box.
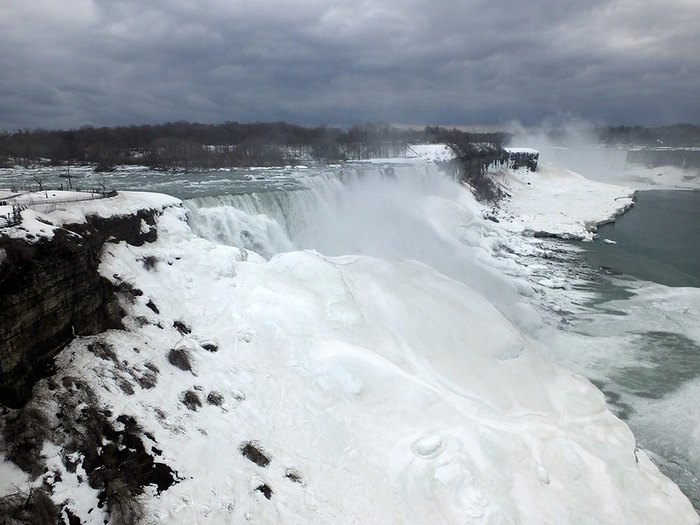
(0, 188, 118, 229)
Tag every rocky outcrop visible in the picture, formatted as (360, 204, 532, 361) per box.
(443, 142, 509, 202)
(0, 209, 158, 408)
(505, 148, 539, 171)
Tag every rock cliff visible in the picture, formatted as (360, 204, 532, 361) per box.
(0, 209, 158, 407)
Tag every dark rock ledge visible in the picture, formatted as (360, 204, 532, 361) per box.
(0, 209, 158, 408)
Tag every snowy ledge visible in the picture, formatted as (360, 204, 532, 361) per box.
(493, 164, 636, 241)
(349, 143, 458, 164)
(0, 190, 182, 243)
(0, 191, 183, 408)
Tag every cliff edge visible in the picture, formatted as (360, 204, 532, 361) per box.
(0, 191, 180, 407)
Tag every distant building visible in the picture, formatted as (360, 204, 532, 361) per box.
(505, 148, 539, 171)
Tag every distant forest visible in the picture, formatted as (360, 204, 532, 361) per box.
(0, 121, 508, 170)
(2, 121, 697, 172)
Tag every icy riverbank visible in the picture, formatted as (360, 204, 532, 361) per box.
(493, 165, 635, 241)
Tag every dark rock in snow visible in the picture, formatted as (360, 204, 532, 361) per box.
(240, 441, 271, 467)
(200, 341, 218, 352)
(145, 300, 159, 314)
(206, 391, 224, 406)
(167, 348, 192, 372)
(141, 255, 158, 270)
(173, 320, 191, 335)
(181, 390, 202, 411)
(285, 468, 303, 484)
(255, 483, 273, 500)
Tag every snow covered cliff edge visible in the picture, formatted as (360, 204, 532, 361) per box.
(494, 165, 635, 241)
(0, 192, 179, 407)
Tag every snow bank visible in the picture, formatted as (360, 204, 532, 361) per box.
(2, 198, 694, 524)
(357, 143, 457, 164)
(0, 190, 180, 242)
(505, 147, 539, 155)
(406, 144, 457, 162)
(494, 165, 635, 241)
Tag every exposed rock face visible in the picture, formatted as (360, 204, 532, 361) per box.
(506, 150, 539, 171)
(0, 209, 158, 408)
(442, 142, 509, 202)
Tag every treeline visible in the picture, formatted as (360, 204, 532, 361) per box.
(0, 121, 508, 170)
(596, 124, 700, 147)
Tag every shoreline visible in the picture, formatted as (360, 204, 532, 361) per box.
(514, 185, 700, 512)
(493, 164, 636, 241)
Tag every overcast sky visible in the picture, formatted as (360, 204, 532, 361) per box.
(1, 0, 699, 130)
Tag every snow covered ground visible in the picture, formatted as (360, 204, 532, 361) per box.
(2, 203, 696, 524)
(406, 143, 457, 162)
(0, 190, 180, 241)
(354, 143, 457, 164)
(493, 165, 635, 241)
(0, 158, 698, 523)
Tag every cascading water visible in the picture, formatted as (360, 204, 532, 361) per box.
(186, 165, 447, 256)
(185, 193, 294, 259)
(185, 163, 536, 327)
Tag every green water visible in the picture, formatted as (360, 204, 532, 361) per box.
(567, 190, 700, 511)
(584, 190, 700, 287)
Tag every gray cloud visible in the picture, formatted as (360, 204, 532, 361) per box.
(1, 0, 699, 130)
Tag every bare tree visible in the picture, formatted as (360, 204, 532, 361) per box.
(32, 174, 44, 192)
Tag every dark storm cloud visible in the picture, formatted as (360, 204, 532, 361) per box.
(1, 0, 699, 129)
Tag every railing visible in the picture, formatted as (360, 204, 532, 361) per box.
(0, 188, 118, 229)
(12, 190, 117, 208)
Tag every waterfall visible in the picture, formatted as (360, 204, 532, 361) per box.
(184, 162, 531, 323)
(185, 163, 466, 257)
